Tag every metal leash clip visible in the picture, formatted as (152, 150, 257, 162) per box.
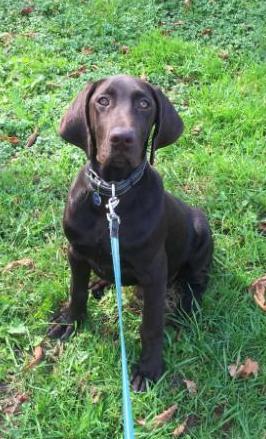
(106, 184, 120, 237)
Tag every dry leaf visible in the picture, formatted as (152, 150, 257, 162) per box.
(218, 50, 229, 60)
(153, 404, 177, 427)
(0, 32, 14, 46)
(172, 20, 185, 26)
(3, 393, 28, 415)
(228, 358, 259, 379)
(165, 65, 175, 73)
(136, 418, 146, 426)
(25, 128, 39, 148)
(27, 345, 44, 369)
(21, 7, 34, 15)
(258, 219, 266, 235)
(90, 386, 102, 404)
(173, 418, 188, 437)
(81, 47, 93, 55)
(184, 0, 192, 9)
(249, 275, 266, 311)
(120, 45, 129, 54)
(192, 125, 203, 135)
(183, 379, 197, 395)
(68, 65, 87, 78)
(3, 258, 34, 273)
(0, 135, 20, 144)
(201, 28, 213, 36)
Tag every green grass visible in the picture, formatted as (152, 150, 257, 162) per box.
(0, 0, 265, 438)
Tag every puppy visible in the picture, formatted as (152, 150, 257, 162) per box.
(48, 75, 213, 392)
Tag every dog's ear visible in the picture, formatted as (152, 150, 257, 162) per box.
(59, 80, 102, 157)
(150, 86, 184, 164)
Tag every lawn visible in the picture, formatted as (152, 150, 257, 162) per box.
(0, 0, 265, 438)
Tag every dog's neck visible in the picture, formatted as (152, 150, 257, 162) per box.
(90, 159, 141, 182)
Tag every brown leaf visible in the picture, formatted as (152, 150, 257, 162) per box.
(136, 418, 146, 426)
(90, 386, 102, 404)
(3, 258, 35, 273)
(173, 418, 188, 437)
(119, 45, 129, 54)
(183, 379, 197, 395)
(0, 135, 20, 145)
(192, 125, 203, 135)
(184, 0, 192, 9)
(3, 393, 28, 415)
(201, 28, 213, 36)
(153, 404, 177, 427)
(249, 275, 266, 311)
(172, 20, 185, 26)
(173, 414, 199, 436)
(0, 32, 14, 46)
(68, 65, 87, 78)
(218, 50, 229, 60)
(81, 47, 94, 55)
(25, 128, 39, 148)
(21, 7, 34, 15)
(228, 358, 259, 379)
(27, 345, 44, 369)
(258, 219, 266, 235)
(165, 65, 175, 73)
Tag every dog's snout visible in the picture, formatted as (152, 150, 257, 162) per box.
(110, 127, 135, 146)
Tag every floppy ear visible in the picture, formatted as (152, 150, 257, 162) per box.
(150, 86, 184, 164)
(59, 81, 102, 158)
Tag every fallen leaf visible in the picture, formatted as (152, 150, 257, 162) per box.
(90, 386, 102, 404)
(173, 418, 188, 437)
(201, 28, 213, 36)
(0, 135, 20, 145)
(172, 20, 185, 26)
(0, 32, 14, 46)
(23, 32, 37, 39)
(192, 125, 203, 135)
(81, 47, 93, 55)
(21, 7, 34, 15)
(184, 0, 192, 9)
(153, 404, 177, 427)
(68, 65, 87, 78)
(27, 345, 44, 369)
(258, 219, 266, 235)
(25, 128, 39, 148)
(136, 418, 146, 426)
(249, 275, 266, 311)
(3, 393, 28, 415)
(173, 414, 199, 436)
(228, 358, 259, 379)
(119, 45, 129, 54)
(3, 258, 34, 273)
(218, 50, 229, 60)
(183, 379, 197, 395)
(165, 64, 175, 73)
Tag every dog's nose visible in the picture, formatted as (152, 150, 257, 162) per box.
(110, 127, 135, 146)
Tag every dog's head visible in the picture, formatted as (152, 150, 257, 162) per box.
(60, 75, 183, 179)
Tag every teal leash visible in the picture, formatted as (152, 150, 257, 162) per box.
(106, 186, 135, 439)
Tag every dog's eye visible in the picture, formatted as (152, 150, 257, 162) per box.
(139, 99, 150, 109)
(98, 96, 110, 106)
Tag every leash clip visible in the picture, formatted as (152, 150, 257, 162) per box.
(106, 184, 120, 237)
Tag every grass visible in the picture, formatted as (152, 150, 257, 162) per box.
(0, 0, 265, 437)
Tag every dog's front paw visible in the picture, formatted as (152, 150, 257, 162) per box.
(131, 362, 164, 392)
(47, 305, 77, 340)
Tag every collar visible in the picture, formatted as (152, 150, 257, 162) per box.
(85, 158, 148, 198)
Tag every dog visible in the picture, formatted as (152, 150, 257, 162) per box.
(48, 75, 213, 392)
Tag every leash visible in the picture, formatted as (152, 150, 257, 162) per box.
(106, 185, 135, 439)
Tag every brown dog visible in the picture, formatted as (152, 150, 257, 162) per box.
(48, 75, 213, 392)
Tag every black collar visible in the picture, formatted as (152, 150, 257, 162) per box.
(85, 159, 148, 198)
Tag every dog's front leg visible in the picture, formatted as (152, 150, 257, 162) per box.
(48, 245, 90, 340)
(132, 252, 167, 392)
